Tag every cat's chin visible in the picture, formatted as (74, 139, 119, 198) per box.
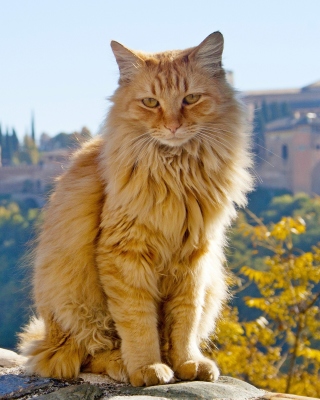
(156, 136, 192, 148)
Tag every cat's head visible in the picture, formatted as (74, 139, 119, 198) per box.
(110, 32, 234, 148)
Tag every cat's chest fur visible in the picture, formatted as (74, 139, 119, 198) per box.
(101, 145, 226, 261)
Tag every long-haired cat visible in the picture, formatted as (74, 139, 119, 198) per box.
(18, 32, 253, 387)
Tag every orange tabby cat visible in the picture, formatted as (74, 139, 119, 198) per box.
(19, 32, 253, 387)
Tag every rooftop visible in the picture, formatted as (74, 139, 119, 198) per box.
(265, 112, 320, 132)
(244, 80, 320, 97)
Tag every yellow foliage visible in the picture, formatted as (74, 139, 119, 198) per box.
(297, 347, 320, 363)
(210, 216, 320, 397)
(270, 217, 306, 240)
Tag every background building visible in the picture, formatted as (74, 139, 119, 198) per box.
(244, 81, 320, 195)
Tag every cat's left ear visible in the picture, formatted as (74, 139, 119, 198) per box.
(188, 32, 224, 73)
(111, 41, 144, 83)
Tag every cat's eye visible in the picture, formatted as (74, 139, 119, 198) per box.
(142, 98, 159, 108)
(183, 94, 201, 105)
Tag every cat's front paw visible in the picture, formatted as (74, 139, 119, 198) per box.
(175, 358, 219, 382)
(130, 363, 175, 387)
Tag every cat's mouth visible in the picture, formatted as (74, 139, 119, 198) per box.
(153, 131, 195, 147)
(157, 136, 192, 147)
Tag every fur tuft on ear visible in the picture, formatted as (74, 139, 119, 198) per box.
(189, 32, 224, 74)
(110, 41, 144, 83)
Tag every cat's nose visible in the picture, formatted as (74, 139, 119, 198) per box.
(164, 123, 181, 134)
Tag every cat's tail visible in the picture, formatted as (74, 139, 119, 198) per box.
(17, 316, 45, 357)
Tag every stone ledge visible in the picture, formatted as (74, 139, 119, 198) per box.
(0, 349, 319, 400)
(0, 349, 27, 368)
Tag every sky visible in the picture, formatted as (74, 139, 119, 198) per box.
(1, 0, 319, 141)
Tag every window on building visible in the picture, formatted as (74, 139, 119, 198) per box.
(282, 144, 288, 160)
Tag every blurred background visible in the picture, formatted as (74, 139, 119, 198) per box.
(1, 0, 319, 138)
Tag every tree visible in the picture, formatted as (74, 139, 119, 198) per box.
(0, 125, 2, 165)
(211, 216, 320, 397)
(0, 199, 41, 349)
(261, 100, 272, 123)
(11, 128, 20, 153)
(253, 105, 266, 163)
(16, 135, 40, 165)
(31, 113, 35, 143)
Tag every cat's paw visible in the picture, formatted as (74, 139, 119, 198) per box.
(107, 355, 129, 383)
(82, 349, 129, 383)
(130, 363, 175, 387)
(175, 358, 219, 382)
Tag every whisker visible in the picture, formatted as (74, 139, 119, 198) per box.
(253, 155, 274, 167)
(197, 131, 264, 184)
(201, 125, 281, 159)
(196, 131, 229, 149)
(252, 170, 263, 184)
(254, 143, 281, 159)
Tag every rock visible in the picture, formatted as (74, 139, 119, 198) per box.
(32, 383, 103, 399)
(0, 374, 51, 399)
(0, 349, 27, 368)
(109, 397, 169, 400)
(110, 377, 265, 399)
(262, 394, 320, 400)
(0, 363, 317, 400)
(78, 372, 116, 385)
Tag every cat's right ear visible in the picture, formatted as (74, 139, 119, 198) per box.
(111, 41, 144, 84)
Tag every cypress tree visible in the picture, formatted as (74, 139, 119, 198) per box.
(270, 102, 282, 121)
(0, 125, 2, 165)
(253, 106, 266, 164)
(31, 113, 35, 143)
(280, 102, 291, 118)
(3, 129, 12, 164)
(12, 128, 20, 152)
(261, 100, 271, 123)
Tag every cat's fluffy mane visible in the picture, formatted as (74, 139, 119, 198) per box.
(18, 32, 254, 387)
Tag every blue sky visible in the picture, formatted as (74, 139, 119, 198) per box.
(1, 0, 319, 141)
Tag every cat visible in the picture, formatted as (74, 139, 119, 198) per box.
(18, 31, 254, 387)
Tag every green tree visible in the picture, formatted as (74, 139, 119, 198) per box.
(0, 200, 41, 349)
(2, 130, 13, 164)
(261, 100, 271, 123)
(16, 135, 40, 165)
(31, 113, 35, 143)
(11, 128, 20, 153)
(0, 124, 2, 149)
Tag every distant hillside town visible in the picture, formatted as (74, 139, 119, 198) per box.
(244, 80, 320, 195)
(0, 125, 91, 205)
(0, 80, 320, 203)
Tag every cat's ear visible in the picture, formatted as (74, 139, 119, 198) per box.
(111, 41, 144, 83)
(188, 32, 224, 73)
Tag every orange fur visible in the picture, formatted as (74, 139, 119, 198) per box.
(18, 32, 254, 386)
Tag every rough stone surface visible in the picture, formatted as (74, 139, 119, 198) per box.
(78, 373, 116, 385)
(0, 374, 51, 399)
(0, 367, 267, 400)
(31, 383, 102, 399)
(111, 377, 265, 399)
(0, 352, 317, 400)
(0, 350, 27, 368)
(108, 397, 170, 400)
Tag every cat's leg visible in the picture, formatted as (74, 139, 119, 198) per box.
(107, 286, 173, 386)
(21, 316, 87, 379)
(97, 250, 174, 387)
(82, 349, 129, 382)
(164, 258, 223, 382)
